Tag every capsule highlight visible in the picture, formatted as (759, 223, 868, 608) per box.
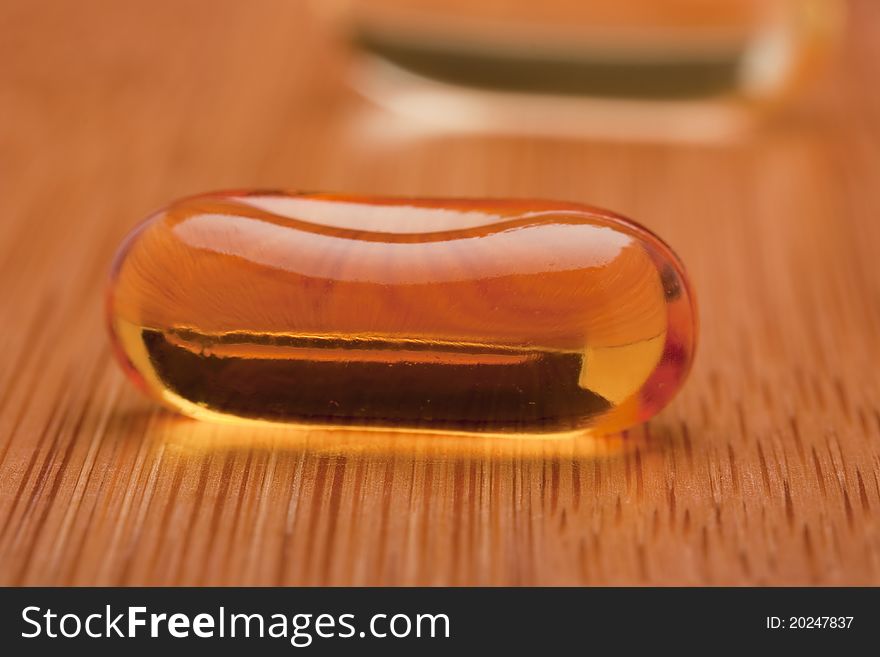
(107, 192, 697, 435)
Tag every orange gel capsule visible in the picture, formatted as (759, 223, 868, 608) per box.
(107, 192, 697, 435)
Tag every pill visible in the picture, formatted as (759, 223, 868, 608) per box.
(107, 192, 697, 435)
(340, 0, 843, 137)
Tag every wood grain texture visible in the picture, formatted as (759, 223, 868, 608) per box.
(1, 0, 879, 586)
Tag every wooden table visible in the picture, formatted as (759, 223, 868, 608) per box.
(2, 0, 879, 586)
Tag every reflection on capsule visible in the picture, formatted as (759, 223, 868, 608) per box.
(107, 192, 697, 435)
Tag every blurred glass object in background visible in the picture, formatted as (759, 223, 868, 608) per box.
(316, 0, 843, 142)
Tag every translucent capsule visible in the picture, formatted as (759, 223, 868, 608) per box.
(107, 192, 697, 435)
(323, 0, 843, 140)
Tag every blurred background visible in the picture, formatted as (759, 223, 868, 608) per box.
(325, 0, 843, 141)
(1, 0, 880, 586)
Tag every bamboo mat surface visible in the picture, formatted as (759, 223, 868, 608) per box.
(2, 0, 880, 585)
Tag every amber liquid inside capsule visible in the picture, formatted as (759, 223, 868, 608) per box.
(107, 192, 697, 435)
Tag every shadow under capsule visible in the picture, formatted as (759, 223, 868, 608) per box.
(123, 408, 662, 464)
